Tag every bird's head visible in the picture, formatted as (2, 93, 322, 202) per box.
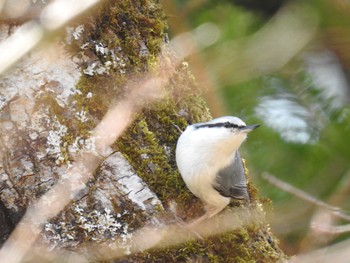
(187, 116, 260, 153)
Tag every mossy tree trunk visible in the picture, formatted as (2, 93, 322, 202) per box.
(0, 0, 287, 262)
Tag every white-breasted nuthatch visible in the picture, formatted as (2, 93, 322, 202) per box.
(176, 116, 259, 223)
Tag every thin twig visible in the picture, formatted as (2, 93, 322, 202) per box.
(262, 172, 350, 222)
(311, 221, 350, 234)
(172, 123, 183, 133)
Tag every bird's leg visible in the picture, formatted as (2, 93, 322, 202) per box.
(174, 205, 224, 240)
(173, 214, 204, 240)
(187, 204, 225, 228)
(173, 212, 187, 227)
(206, 204, 226, 218)
(186, 214, 208, 228)
(167, 202, 203, 239)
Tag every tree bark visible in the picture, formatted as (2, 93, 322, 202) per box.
(0, 1, 287, 262)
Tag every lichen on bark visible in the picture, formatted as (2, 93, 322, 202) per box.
(0, 0, 288, 262)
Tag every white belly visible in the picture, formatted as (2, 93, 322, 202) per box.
(177, 157, 230, 209)
(187, 172, 230, 209)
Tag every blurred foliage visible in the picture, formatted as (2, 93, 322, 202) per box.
(229, 0, 290, 17)
(166, 0, 350, 254)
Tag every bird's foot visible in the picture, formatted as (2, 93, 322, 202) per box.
(173, 216, 204, 240)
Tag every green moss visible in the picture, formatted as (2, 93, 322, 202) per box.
(131, 212, 286, 262)
(115, 115, 183, 202)
(33, 94, 71, 164)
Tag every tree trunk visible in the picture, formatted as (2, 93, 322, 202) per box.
(0, 0, 287, 262)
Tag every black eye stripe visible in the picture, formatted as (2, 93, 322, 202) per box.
(194, 122, 245, 129)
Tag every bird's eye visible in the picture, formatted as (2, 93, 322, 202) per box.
(224, 122, 231, 128)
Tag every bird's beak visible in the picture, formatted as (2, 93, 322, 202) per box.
(239, 124, 260, 133)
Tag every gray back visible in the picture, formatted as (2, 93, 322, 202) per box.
(213, 151, 250, 201)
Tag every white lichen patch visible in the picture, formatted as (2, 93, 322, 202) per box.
(0, 26, 81, 110)
(75, 110, 88, 122)
(82, 60, 117, 76)
(83, 62, 99, 76)
(66, 25, 85, 44)
(45, 115, 98, 163)
(75, 39, 128, 76)
(82, 137, 97, 153)
(44, 205, 133, 254)
(46, 116, 68, 163)
(56, 86, 82, 107)
(70, 136, 97, 153)
(0, 95, 6, 110)
(101, 152, 163, 211)
(44, 222, 77, 247)
(75, 207, 125, 237)
(29, 131, 39, 140)
(139, 40, 149, 57)
(67, 137, 83, 155)
(163, 145, 172, 157)
(95, 42, 108, 55)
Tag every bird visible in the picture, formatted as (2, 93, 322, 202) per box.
(175, 116, 259, 225)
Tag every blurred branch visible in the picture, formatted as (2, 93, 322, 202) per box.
(162, 0, 226, 117)
(308, 169, 350, 236)
(311, 219, 350, 234)
(262, 173, 350, 221)
(326, 169, 350, 209)
(0, 0, 104, 74)
(27, 207, 262, 262)
(289, 237, 350, 263)
(77, 206, 262, 262)
(207, 3, 318, 85)
(263, 172, 350, 240)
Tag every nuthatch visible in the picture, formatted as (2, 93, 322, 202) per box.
(176, 116, 259, 224)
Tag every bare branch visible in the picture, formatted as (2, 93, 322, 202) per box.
(289, 238, 350, 263)
(262, 172, 350, 221)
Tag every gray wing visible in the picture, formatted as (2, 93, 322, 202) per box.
(213, 151, 250, 202)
